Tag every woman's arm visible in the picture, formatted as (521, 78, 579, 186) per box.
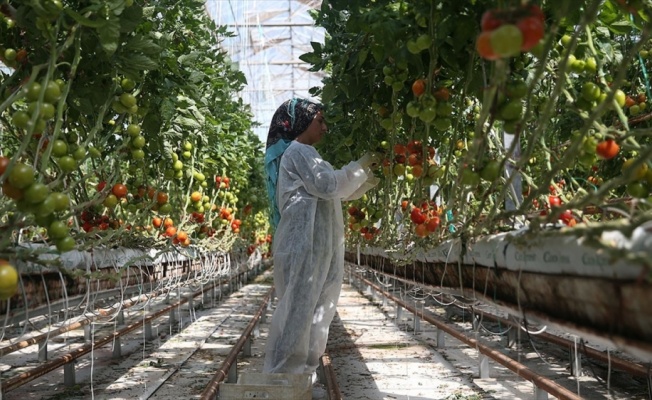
(283, 144, 368, 200)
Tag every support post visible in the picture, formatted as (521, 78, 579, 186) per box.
(570, 349, 581, 378)
(243, 336, 252, 357)
(479, 355, 490, 379)
(436, 329, 446, 348)
(112, 336, 121, 359)
(64, 361, 76, 386)
(84, 324, 92, 342)
(413, 316, 421, 333)
(396, 305, 403, 321)
(38, 341, 47, 362)
(472, 313, 480, 332)
(117, 310, 125, 326)
(169, 308, 177, 325)
(228, 360, 238, 383)
(507, 327, 518, 348)
(535, 386, 549, 400)
(144, 306, 154, 341)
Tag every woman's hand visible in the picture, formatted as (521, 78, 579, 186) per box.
(357, 152, 381, 169)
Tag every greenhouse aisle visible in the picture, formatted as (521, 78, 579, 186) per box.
(326, 283, 487, 400)
(230, 279, 491, 400)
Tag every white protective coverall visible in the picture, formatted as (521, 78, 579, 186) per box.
(263, 141, 374, 374)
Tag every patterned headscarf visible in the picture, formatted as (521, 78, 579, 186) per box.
(265, 98, 323, 230)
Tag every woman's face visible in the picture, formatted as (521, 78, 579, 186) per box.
(296, 111, 327, 146)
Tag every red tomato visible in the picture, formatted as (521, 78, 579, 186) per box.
(112, 183, 128, 198)
(0, 156, 10, 177)
(411, 79, 426, 97)
(481, 9, 502, 32)
(426, 216, 440, 232)
(410, 208, 427, 224)
(517, 16, 544, 51)
(415, 224, 429, 237)
(156, 191, 168, 204)
(527, 4, 545, 23)
(549, 195, 562, 207)
(595, 139, 620, 160)
(433, 87, 450, 101)
(476, 31, 498, 60)
(97, 181, 106, 192)
(560, 210, 574, 224)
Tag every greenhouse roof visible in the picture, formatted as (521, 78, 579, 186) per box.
(205, 0, 326, 145)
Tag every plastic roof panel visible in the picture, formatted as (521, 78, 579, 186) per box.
(205, 0, 325, 145)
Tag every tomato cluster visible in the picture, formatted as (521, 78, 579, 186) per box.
(381, 140, 441, 186)
(408, 201, 441, 238)
(476, 4, 545, 60)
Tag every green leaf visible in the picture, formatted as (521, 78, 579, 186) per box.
(124, 35, 161, 55)
(299, 52, 322, 64)
(64, 8, 105, 28)
(98, 15, 121, 55)
(606, 20, 633, 35)
(177, 117, 201, 129)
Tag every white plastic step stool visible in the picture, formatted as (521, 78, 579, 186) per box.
(219, 372, 312, 399)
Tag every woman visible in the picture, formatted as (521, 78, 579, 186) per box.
(263, 98, 378, 378)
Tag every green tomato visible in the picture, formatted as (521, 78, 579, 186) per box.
(57, 156, 77, 173)
(418, 107, 437, 123)
(43, 81, 61, 104)
(48, 220, 69, 240)
(158, 203, 173, 214)
(35, 194, 56, 217)
(506, 80, 528, 99)
(24, 182, 50, 204)
(51, 139, 68, 157)
(499, 100, 523, 121)
(613, 89, 626, 108)
(480, 160, 502, 182)
(126, 124, 141, 137)
(131, 135, 146, 149)
(27, 102, 56, 120)
(8, 163, 35, 189)
(173, 160, 184, 171)
(103, 194, 119, 208)
(119, 93, 137, 108)
(460, 169, 480, 186)
(490, 24, 523, 58)
(121, 78, 136, 92)
(55, 236, 76, 252)
(89, 147, 102, 158)
(72, 146, 86, 161)
(4, 48, 17, 61)
(406, 101, 420, 118)
(433, 117, 452, 132)
(627, 182, 649, 198)
(131, 149, 145, 160)
(436, 102, 453, 117)
(12, 111, 31, 130)
(585, 57, 597, 74)
(49, 192, 70, 211)
(0, 263, 19, 301)
(24, 82, 42, 102)
(182, 141, 193, 151)
(581, 82, 601, 102)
